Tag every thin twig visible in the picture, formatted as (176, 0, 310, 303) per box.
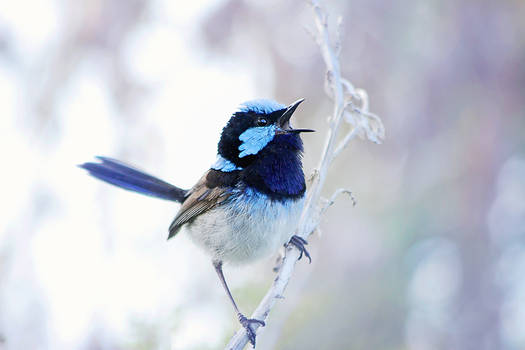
(320, 188, 356, 215)
(333, 126, 359, 158)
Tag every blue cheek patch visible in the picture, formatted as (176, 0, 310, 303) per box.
(212, 155, 243, 172)
(238, 125, 276, 158)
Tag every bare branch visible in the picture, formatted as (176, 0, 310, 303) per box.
(334, 16, 344, 58)
(225, 1, 383, 348)
(333, 126, 359, 158)
(341, 78, 360, 100)
(320, 188, 356, 215)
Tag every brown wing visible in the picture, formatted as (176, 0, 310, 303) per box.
(167, 170, 233, 239)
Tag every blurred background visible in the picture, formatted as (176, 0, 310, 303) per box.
(1, 0, 524, 349)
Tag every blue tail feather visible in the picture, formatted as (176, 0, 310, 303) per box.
(79, 156, 187, 202)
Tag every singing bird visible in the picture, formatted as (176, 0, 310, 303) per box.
(79, 99, 313, 346)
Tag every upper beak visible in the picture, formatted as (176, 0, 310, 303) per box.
(278, 98, 315, 133)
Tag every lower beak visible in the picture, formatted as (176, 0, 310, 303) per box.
(287, 128, 315, 133)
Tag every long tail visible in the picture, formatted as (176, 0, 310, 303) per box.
(79, 156, 187, 202)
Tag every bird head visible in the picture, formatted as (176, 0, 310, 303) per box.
(216, 99, 313, 170)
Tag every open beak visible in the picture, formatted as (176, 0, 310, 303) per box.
(277, 98, 315, 134)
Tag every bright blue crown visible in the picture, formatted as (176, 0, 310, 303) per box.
(238, 99, 285, 114)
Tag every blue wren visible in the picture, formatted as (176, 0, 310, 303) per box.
(79, 98, 313, 347)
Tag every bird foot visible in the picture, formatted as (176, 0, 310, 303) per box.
(238, 313, 265, 348)
(288, 235, 312, 263)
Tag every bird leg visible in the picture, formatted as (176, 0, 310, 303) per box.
(287, 235, 312, 263)
(213, 260, 265, 347)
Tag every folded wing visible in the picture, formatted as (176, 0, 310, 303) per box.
(168, 170, 238, 239)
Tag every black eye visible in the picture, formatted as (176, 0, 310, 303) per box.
(256, 117, 268, 127)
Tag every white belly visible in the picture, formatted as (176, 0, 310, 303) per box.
(185, 188, 305, 264)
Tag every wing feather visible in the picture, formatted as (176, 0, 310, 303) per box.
(168, 171, 233, 239)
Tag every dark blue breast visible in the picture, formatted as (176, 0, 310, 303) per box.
(240, 133, 305, 201)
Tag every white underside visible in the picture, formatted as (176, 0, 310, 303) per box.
(184, 190, 304, 265)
